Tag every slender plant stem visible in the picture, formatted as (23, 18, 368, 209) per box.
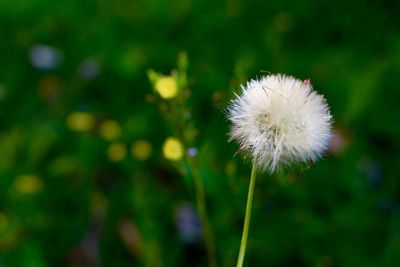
(191, 160, 218, 267)
(236, 160, 257, 267)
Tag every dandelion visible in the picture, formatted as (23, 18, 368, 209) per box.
(228, 74, 332, 172)
(227, 74, 332, 267)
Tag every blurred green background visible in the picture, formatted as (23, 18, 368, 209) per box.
(1, 0, 400, 266)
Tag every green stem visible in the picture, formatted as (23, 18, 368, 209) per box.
(192, 164, 218, 267)
(236, 160, 257, 267)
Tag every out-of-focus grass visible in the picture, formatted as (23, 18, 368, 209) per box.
(1, 0, 400, 266)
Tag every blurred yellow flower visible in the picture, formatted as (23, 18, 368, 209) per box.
(162, 137, 184, 161)
(99, 120, 121, 141)
(14, 175, 43, 194)
(131, 140, 152, 160)
(107, 142, 127, 162)
(67, 112, 95, 132)
(155, 76, 178, 99)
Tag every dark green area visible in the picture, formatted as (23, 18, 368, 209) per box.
(1, 0, 400, 266)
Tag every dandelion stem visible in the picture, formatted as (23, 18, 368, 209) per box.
(236, 160, 257, 267)
(191, 160, 218, 267)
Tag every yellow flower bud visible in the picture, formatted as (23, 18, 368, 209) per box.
(155, 76, 178, 99)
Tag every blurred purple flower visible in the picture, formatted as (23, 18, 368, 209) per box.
(29, 44, 62, 70)
(80, 222, 101, 267)
(186, 147, 198, 157)
(175, 202, 202, 244)
(328, 128, 349, 155)
(79, 59, 100, 80)
(358, 159, 383, 188)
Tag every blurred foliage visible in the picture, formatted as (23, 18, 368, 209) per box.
(1, 0, 400, 266)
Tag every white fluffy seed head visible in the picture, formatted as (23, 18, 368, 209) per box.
(227, 74, 332, 173)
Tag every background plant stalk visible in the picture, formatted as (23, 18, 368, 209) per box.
(189, 157, 218, 267)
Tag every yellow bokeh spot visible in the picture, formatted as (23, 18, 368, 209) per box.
(15, 175, 43, 194)
(0, 212, 8, 230)
(67, 112, 95, 132)
(90, 191, 108, 216)
(155, 76, 178, 99)
(99, 120, 121, 141)
(226, 160, 237, 177)
(162, 137, 184, 161)
(131, 140, 152, 160)
(107, 142, 127, 162)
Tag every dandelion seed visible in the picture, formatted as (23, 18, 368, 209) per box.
(227, 74, 332, 172)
